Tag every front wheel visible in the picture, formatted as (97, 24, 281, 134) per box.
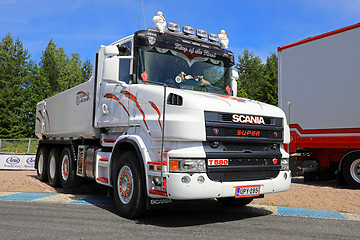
(217, 197, 253, 207)
(343, 155, 360, 189)
(112, 151, 146, 219)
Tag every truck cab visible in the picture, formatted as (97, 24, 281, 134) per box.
(35, 18, 291, 219)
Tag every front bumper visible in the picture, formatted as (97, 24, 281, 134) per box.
(165, 170, 291, 200)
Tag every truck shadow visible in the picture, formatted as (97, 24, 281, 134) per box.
(29, 174, 274, 226)
(93, 199, 274, 227)
(291, 176, 353, 190)
(136, 200, 273, 227)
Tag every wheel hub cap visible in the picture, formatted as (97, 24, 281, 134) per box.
(350, 159, 360, 183)
(117, 166, 134, 204)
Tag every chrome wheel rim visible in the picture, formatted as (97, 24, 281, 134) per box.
(62, 155, 69, 181)
(49, 155, 56, 179)
(117, 166, 134, 204)
(38, 154, 44, 174)
(350, 159, 360, 183)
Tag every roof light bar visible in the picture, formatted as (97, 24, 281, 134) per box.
(208, 33, 219, 42)
(196, 29, 207, 39)
(168, 22, 180, 32)
(183, 25, 195, 35)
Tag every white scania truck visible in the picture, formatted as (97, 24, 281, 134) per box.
(35, 17, 291, 218)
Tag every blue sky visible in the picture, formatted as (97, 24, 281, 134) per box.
(1, 0, 360, 64)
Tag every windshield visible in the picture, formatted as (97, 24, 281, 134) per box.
(137, 46, 233, 95)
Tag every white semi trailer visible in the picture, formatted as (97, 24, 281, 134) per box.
(278, 22, 360, 188)
(35, 14, 291, 218)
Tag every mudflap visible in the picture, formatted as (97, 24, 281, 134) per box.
(146, 197, 172, 210)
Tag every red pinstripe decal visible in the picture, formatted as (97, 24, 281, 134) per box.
(121, 90, 150, 134)
(104, 93, 130, 117)
(149, 101, 162, 131)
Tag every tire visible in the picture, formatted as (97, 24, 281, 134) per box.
(36, 147, 49, 182)
(59, 147, 81, 188)
(112, 151, 146, 219)
(343, 155, 360, 189)
(217, 197, 253, 207)
(47, 148, 61, 187)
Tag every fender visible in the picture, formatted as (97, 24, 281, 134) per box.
(109, 135, 151, 187)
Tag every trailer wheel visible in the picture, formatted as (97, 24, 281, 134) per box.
(36, 147, 49, 182)
(59, 147, 81, 188)
(217, 197, 253, 207)
(47, 148, 61, 187)
(343, 155, 360, 189)
(112, 151, 146, 219)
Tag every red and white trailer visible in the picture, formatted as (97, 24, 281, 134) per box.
(278, 22, 360, 188)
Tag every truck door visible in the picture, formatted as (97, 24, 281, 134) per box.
(94, 40, 134, 128)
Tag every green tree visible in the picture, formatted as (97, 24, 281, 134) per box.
(235, 49, 264, 101)
(22, 61, 50, 137)
(0, 33, 31, 138)
(39, 39, 67, 95)
(82, 58, 93, 82)
(58, 53, 83, 91)
(259, 53, 278, 106)
(235, 49, 278, 105)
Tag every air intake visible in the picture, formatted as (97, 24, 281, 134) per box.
(167, 93, 183, 106)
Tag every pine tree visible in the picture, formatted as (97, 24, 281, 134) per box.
(39, 39, 67, 95)
(22, 61, 50, 137)
(260, 53, 278, 106)
(82, 58, 93, 82)
(235, 49, 264, 101)
(0, 33, 31, 138)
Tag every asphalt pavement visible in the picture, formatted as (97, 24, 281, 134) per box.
(0, 199, 359, 240)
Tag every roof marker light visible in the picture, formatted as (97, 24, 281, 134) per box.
(168, 22, 180, 32)
(208, 33, 219, 42)
(196, 29, 207, 39)
(183, 25, 195, 35)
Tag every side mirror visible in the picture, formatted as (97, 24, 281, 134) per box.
(231, 69, 239, 97)
(102, 57, 128, 87)
(103, 57, 118, 82)
(231, 69, 239, 81)
(104, 45, 119, 57)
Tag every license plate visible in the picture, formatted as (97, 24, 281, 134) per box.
(235, 185, 261, 198)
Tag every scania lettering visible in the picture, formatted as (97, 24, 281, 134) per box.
(34, 12, 291, 219)
(232, 114, 265, 125)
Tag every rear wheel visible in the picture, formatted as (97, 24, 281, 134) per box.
(217, 197, 253, 207)
(36, 147, 49, 182)
(343, 155, 360, 189)
(60, 147, 81, 188)
(47, 148, 61, 187)
(112, 151, 146, 219)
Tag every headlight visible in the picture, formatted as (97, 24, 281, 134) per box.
(281, 158, 289, 171)
(170, 159, 206, 173)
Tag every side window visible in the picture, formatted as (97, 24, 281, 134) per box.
(119, 59, 130, 83)
(118, 41, 132, 83)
